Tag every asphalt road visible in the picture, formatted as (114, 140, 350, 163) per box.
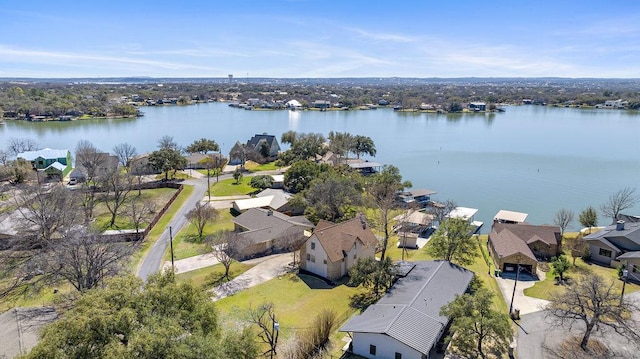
(136, 174, 229, 280)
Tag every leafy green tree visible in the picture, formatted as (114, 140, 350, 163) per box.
(328, 131, 354, 163)
(186, 138, 219, 155)
(284, 160, 328, 194)
(232, 167, 243, 184)
(551, 254, 571, 282)
(352, 135, 376, 159)
(427, 218, 477, 265)
(579, 206, 598, 234)
(449, 102, 463, 112)
(440, 286, 512, 359)
(250, 174, 274, 191)
(279, 132, 326, 165)
(25, 272, 258, 359)
(348, 257, 396, 298)
(302, 172, 363, 223)
(367, 165, 411, 261)
(148, 148, 187, 181)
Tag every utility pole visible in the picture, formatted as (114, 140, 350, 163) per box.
(509, 259, 521, 318)
(620, 265, 629, 306)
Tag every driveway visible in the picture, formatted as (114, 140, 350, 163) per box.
(495, 272, 550, 316)
(211, 253, 293, 301)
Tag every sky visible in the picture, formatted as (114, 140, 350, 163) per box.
(1, 0, 639, 78)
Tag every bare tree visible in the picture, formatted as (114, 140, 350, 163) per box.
(127, 196, 156, 240)
(101, 167, 133, 228)
(247, 303, 280, 358)
(47, 229, 135, 292)
(546, 274, 640, 351)
(158, 135, 179, 151)
(601, 187, 638, 225)
(187, 202, 219, 239)
(567, 235, 588, 265)
(76, 140, 109, 222)
(113, 142, 137, 172)
(7, 137, 39, 156)
(0, 149, 8, 166)
(14, 184, 82, 244)
(428, 199, 457, 227)
(554, 208, 575, 238)
(207, 230, 241, 280)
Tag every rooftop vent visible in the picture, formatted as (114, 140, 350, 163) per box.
(616, 220, 625, 231)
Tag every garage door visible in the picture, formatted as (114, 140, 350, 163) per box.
(502, 264, 533, 275)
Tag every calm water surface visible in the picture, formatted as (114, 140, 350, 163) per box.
(1, 104, 638, 232)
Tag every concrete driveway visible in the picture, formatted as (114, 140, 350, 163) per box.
(211, 253, 293, 301)
(496, 272, 550, 316)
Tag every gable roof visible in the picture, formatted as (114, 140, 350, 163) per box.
(494, 210, 528, 223)
(312, 214, 378, 263)
(17, 148, 69, 161)
(233, 189, 292, 211)
(340, 261, 474, 355)
(447, 206, 478, 220)
(584, 221, 640, 250)
(489, 227, 538, 262)
(233, 208, 313, 233)
(45, 161, 67, 172)
(492, 222, 560, 247)
(247, 133, 279, 151)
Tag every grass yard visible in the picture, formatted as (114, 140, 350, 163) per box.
(91, 187, 178, 231)
(175, 262, 254, 290)
(0, 280, 73, 313)
(214, 272, 365, 356)
(524, 257, 640, 300)
(243, 160, 282, 172)
(209, 176, 256, 196)
(163, 210, 235, 261)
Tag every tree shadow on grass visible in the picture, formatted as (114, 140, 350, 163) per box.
(295, 273, 334, 289)
(349, 292, 378, 312)
(183, 234, 205, 244)
(543, 336, 620, 359)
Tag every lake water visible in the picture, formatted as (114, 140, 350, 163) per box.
(1, 103, 639, 232)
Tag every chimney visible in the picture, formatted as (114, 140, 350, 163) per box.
(360, 214, 367, 229)
(616, 220, 625, 231)
(267, 210, 273, 216)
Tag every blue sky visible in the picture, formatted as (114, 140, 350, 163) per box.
(1, 0, 639, 78)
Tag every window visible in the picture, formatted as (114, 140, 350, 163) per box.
(353, 253, 357, 259)
(310, 255, 315, 263)
(599, 248, 612, 258)
(395, 353, 402, 359)
(306, 254, 310, 261)
(311, 242, 316, 250)
(323, 259, 327, 264)
(369, 345, 376, 355)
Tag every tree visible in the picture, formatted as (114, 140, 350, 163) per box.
(158, 135, 179, 151)
(579, 206, 598, 234)
(76, 140, 110, 221)
(554, 208, 575, 238)
(233, 167, 243, 184)
(100, 167, 133, 228)
(428, 199, 458, 227)
(367, 165, 411, 261)
(449, 102, 463, 112)
(440, 286, 512, 359)
(601, 187, 638, 224)
(113, 142, 137, 171)
(250, 174, 274, 191)
(187, 202, 218, 239)
(25, 272, 257, 359)
(247, 302, 280, 358)
(546, 274, 640, 351)
(427, 217, 476, 265)
(328, 131, 354, 163)
(283, 160, 328, 194)
(7, 158, 33, 184)
(567, 235, 587, 265)
(280, 130, 297, 145)
(207, 230, 241, 280)
(279, 132, 326, 165)
(127, 196, 156, 240)
(186, 138, 219, 155)
(302, 173, 363, 223)
(148, 147, 187, 180)
(551, 254, 571, 282)
(47, 228, 135, 292)
(7, 137, 39, 156)
(352, 135, 376, 159)
(348, 257, 396, 298)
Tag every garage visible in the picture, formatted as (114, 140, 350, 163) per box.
(502, 263, 534, 276)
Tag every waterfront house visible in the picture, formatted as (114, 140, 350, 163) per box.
(584, 220, 640, 282)
(468, 102, 487, 111)
(488, 222, 561, 276)
(71, 152, 119, 183)
(397, 189, 437, 208)
(231, 188, 299, 216)
(341, 260, 474, 359)
(393, 209, 434, 248)
(229, 133, 281, 165)
(300, 214, 378, 281)
(312, 100, 331, 109)
(446, 206, 483, 233)
(232, 208, 314, 259)
(17, 148, 72, 180)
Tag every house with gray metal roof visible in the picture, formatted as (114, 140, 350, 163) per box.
(340, 260, 474, 359)
(585, 220, 640, 282)
(17, 148, 72, 180)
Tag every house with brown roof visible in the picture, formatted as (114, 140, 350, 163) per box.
(488, 223, 561, 276)
(232, 208, 314, 259)
(300, 214, 378, 281)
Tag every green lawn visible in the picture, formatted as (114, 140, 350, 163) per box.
(243, 160, 282, 172)
(209, 177, 256, 196)
(524, 257, 640, 300)
(175, 262, 254, 290)
(214, 272, 364, 355)
(163, 210, 235, 261)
